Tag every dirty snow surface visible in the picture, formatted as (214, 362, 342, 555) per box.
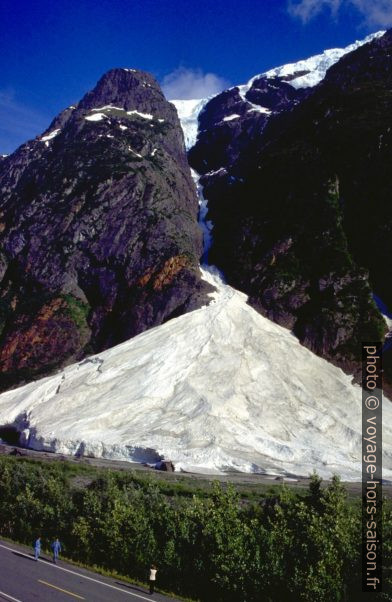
(0, 268, 390, 480)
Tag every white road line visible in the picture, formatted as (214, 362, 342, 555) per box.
(0, 589, 23, 602)
(0, 543, 157, 601)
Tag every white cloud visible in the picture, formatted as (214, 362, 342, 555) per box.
(287, 0, 342, 23)
(161, 67, 230, 100)
(288, 0, 392, 27)
(351, 0, 392, 27)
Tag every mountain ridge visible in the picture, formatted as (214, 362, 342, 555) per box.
(1, 31, 392, 478)
(185, 28, 392, 388)
(171, 30, 385, 151)
(0, 68, 212, 389)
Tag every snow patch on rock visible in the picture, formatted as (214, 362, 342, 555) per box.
(223, 114, 241, 122)
(40, 129, 61, 142)
(92, 105, 125, 112)
(85, 113, 107, 122)
(126, 110, 153, 120)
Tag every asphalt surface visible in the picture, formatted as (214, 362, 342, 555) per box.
(0, 540, 179, 602)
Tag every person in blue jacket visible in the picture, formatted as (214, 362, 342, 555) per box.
(34, 537, 41, 561)
(51, 538, 62, 564)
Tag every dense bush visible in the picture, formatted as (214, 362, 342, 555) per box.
(0, 457, 390, 601)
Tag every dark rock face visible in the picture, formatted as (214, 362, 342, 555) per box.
(189, 88, 256, 174)
(0, 68, 211, 389)
(189, 76, 307, 178)
(244, 76, 309, 110)
(190, 31, 392, 380)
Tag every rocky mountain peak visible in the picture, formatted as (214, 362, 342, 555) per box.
(0, 68, 211, 390)
(45, 68, 180, 140)
(78, 68, 169, 114)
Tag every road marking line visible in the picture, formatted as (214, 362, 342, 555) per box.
(0, 590, 23, 602)
(38, 580, 85, 600)
(0, 543, 31, 560)
(0, 543, 161, 600)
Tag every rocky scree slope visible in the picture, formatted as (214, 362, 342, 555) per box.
(189, 30, 392, 384)
(0, 69, 211, 390)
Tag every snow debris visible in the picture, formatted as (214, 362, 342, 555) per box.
(1, 32, 390, 482)
(1, 265, 391, 479)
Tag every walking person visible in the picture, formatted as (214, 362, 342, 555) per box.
(149, 564, 157, 595)
(33, 537, 41, 561)
(51, 538, 62, 564)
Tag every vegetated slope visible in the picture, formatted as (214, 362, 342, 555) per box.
(0, 268, 391, 480)
(2, 456, 390, 602)
(0, 69, 211, 389)
(188, 30, 392, 381)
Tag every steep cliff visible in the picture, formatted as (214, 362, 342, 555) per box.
(0, 69, 211, 389)
(189, 31, 392, 379)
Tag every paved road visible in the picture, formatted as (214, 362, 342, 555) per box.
(0, 540, 179, 602)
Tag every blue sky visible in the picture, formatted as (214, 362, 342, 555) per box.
(1, 0, 392, 154)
